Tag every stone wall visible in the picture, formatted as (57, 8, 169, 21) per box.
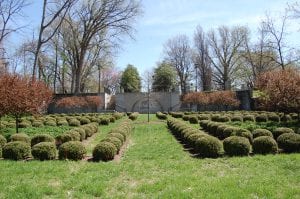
(115, 92, 181, 113)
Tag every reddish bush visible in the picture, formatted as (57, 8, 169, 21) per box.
(255, 68, 300, 113)
(182, 91, 240, 107)
(0, 74, 53, 133)
(55, 96, 102, 109)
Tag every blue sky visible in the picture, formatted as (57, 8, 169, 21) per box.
(14, 0, 300, 75)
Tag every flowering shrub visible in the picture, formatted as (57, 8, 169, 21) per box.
(55, 96, 102, 109)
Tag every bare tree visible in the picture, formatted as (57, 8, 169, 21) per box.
(193, 26, 212, 91)
(164, 34, 193, 94)
(32, 0, 76, 79)
(238, 27, 277, 88)
(261, 12, 297, 70)
(59, 0, 141, 94)
(207, 25, 248, 90)
(0, 0, 29, 45)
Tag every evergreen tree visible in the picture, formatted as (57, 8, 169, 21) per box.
(120, 64, 141, 92)
(152, 62, 177, 92)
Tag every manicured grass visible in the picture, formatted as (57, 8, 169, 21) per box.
(0, 114, 299, 198)
(227, 121, 300, 132)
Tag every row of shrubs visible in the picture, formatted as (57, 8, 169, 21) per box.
(167, 118, 223, 158)
(170, 111, 298, 123)
(0, 112, 124, 128)
(0, 122, 99, 161)
(92, 120, 133, 161)
(200, 120, 300, 154)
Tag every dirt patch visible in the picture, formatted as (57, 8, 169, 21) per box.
(114, 138, 132, 163)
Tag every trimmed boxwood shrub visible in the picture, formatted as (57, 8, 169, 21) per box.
(217, 115, 230, 122)
(182, 115, 189, 121)
(281, 115, 292, 122)
(243, 115, 255, 122)
(255, 114, 268, 122)
(18, 121, 31, 128)
(199, 120, 210, 130)
(82, 126, 93, 137)
(129, 112, 139, 120)
(223, 127, 238, 139)
(3, 141, 31, 160)
(57, 120, 69, 126)
(32, 121, 44, 127)
(58, 141, 86, 160)
(31, 134, 55, 147)
(107, 133, 125, 143)
(44, 120, 57, 126)
(93, 142, 117, 161)
(252, 129, 273, 139)
(186, 133, 207, 148)
(231, 115, 243, 122)
(73, 128, 86, 141)
(189, 116, 199, 124)
(198, 114, 210, 121)
(0, 135, 7, 148)
(66, 131, 81, 141)
(102, 137, 122, 151)
(56, 134, 73, 146)
(211, 115, 220, 122)
(277, 133, 300, 153)
(268, 114, 280, 122)
(252, 136, 278, 154)
(68, 119, 81, 127)
(156, 112, 167, 120)
(32, 142, 57, 160)
(223, 136, 251, 156)
(10, 133, 30, 144)
(195, 135, 223, 158)
(215, 125, 229, 140)
(80, 117, 91, 125)
(233, 129, 253, 144)
(100, 118, 110, 125)
(109, 117, 116, 123)
(273, 128, 294, 139)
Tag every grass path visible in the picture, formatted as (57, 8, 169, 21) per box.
(0, 114, 299, 198)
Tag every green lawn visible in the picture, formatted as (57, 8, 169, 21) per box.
(0, 114, 299, 198)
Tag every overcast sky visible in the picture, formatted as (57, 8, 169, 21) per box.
(13, 0, 300, 75)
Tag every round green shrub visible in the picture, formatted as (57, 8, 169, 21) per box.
(58, 141, 86, 160)
(216, 125, 229, 140)
(199, 120, 210, 130)
(66, 131, 81, 141)
(208, 123, 220, 136)
(0, 134, 7, 148)
(189, 116, 199, 124)
(57, 120, 69, 126)
(80, 117, 91, 125)
(217, 116, 230, 122)
(10, 133, 30, 144)
(255, 115, 268, 122)
(281, 115, 292, 122)
(277, 133, 300, 153)
(31, 134, 55, 147)
(32, 121, 44, 127)
(231, 115, 243, 122)
(44, 120, 57, 126)
(82, 126, 94, 137)
(252, 136, 278, 154)
(2, 141, 31, 160)
(107, 133, 125, 143)
(223, 127, 238, 139)
(73, 128, 86, 141)
(100, 118, 110, 125)
(31, 142, 57, 160)
(195, 136, 223, 158)
(223, 136, 251, 156)
(102, 137, 122, 151)
(18, 121, 31, 128)
(211, 115, 220, 122)
(198, 115, 210, 121)
(56, 134, 73, 145)
(273, 128, 294, 139)
(233, 129, 253, 144)
(68, 119, 81, 127)
(93, 142, 117, 161)
(182, 115, 189, 121)
(268, 114, 280, 122)
(186, 132, 207, 148)
(243, 115, 255, 122)
(252, 129, 273, 139)
(109, 117, 116, 123)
